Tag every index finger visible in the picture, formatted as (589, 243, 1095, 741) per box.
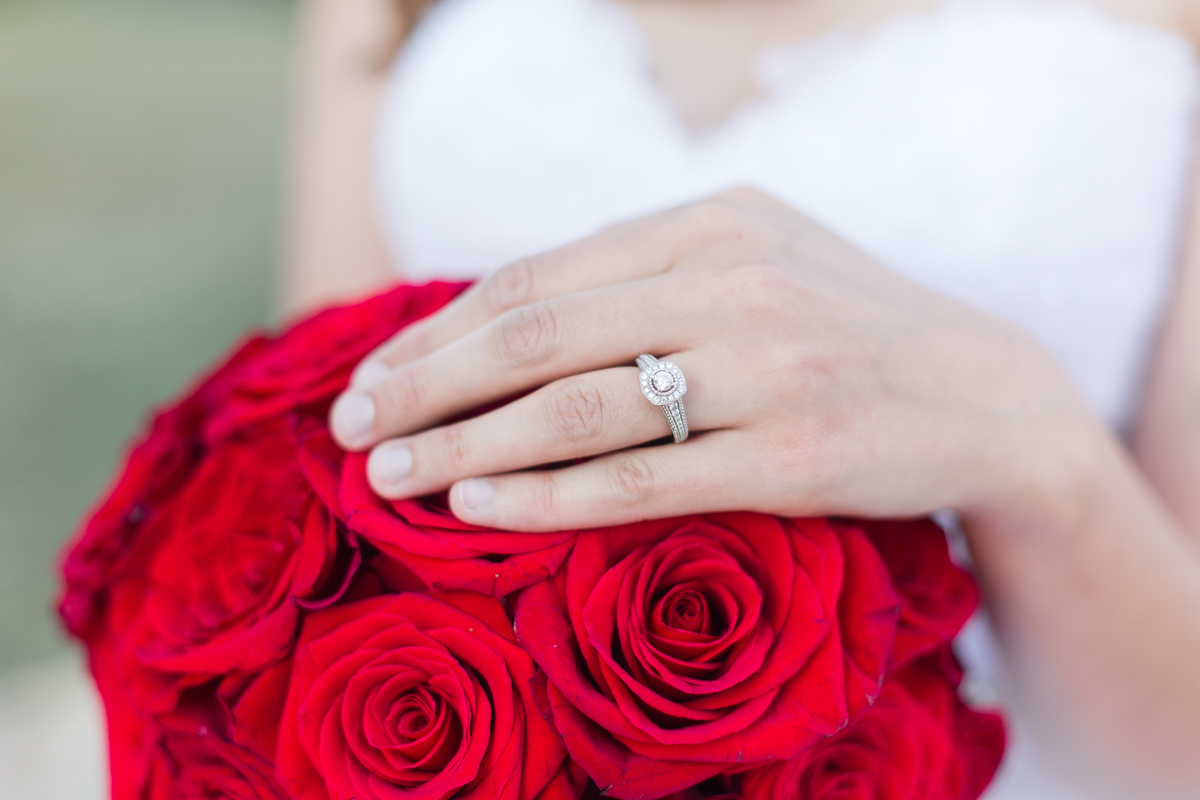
(349, 199, 731, 388)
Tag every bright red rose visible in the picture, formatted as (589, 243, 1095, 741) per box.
(278, 591, 570, 800)
(342, 460, 577, 597)
(740, 653, 1005, 800)
(114, 418, 359, 711)
(145, 732, 290, 800)
(204, 281, 469, 444)
(514, 514, 902, 799)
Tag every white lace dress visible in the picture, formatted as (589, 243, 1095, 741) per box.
(371, 0, 1200, 796)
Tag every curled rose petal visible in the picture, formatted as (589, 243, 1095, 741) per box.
(342, 462, 576, 597)
(204, 282, 470, 445)
(853, 519, 979, 667)
(145, 732, 290, 800)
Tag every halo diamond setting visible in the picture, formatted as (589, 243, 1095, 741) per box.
(638, 361, 686, 406)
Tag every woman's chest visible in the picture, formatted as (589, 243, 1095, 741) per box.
(614, 0, 1191, 130)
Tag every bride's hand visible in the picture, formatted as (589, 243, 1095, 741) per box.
(329, 188, 1096, 531)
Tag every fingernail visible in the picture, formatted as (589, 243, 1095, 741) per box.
(352, 361, 391, 391)
(371, 443, 412, 485)
(459, 478, 494, 511)
(331, 393, 375, 444)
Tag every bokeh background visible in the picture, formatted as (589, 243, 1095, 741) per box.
(0, 0, 296, 794)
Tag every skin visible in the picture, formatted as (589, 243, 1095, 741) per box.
(287, 0, 1200, 793)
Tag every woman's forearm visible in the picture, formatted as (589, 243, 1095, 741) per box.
(964, 421, 1200, 790)
(279, 0, 402, 322)
(1133, 142, 1200, 535)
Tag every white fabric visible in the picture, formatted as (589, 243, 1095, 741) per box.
(373, 0, 1200, 796)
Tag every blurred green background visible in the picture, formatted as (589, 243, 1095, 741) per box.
(0, 0, 296, 673)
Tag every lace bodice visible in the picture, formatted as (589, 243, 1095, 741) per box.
(372, 0, 1200, 795)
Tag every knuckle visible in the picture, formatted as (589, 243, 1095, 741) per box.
(728, 260, 792, 295)
(678, 197, 754, 246)
(433, 424, 470, 475)
(716, 184, 772, 207)
(495, 302, 558, 366)
(705, 260, 794, 316)
(395, 319, 434, 358)
(486, 258, 537, 312)
(386, 366, 426, 410)
(545, 380, 606, 443)
(605, 452, 656, 505)
(529, 473, 559, 514)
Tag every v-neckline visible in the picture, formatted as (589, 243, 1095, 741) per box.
(585, 0, 954, 141)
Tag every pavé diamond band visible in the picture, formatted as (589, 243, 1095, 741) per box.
(636, 354, 689, 444)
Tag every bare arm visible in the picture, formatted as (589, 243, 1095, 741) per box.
(278, 0, 404, 321)
(1135, 141, 1200, 536)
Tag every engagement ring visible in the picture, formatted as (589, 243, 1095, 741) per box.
(636, 354, 688, 443)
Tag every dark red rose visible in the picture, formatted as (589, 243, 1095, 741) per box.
(856, 520, 978, 668)
(146, 732, 290, 800)
(204, 281, 469, 444)
(514, 514, 902, 799)
(341, 461, 576, 597)
(277, 591, 569, 800)
(115, 418, 358, 711)
(58, 336, 271, 638)
(740, 653, 1005, 800)
(59, 397, 207, 641)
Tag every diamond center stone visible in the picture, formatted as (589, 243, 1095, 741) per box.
(652, 370, 675, 393)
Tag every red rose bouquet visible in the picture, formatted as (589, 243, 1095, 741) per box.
(60, 282, 1004, 800)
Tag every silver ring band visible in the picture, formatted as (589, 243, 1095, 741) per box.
(636, 354, 689, 444)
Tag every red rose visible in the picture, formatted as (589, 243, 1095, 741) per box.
(115, 418, 358, 710)
(514, 514, 901, 799)
(146, 732, 290, 800)
(277, 591, 569, 800)
(854, 519, 979, 667)
(205, 281, 468, 444)
(341, 460, 576, 597)
(740, 653, 1005, 800)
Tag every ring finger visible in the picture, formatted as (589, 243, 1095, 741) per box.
(365, 355, 731, 499)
